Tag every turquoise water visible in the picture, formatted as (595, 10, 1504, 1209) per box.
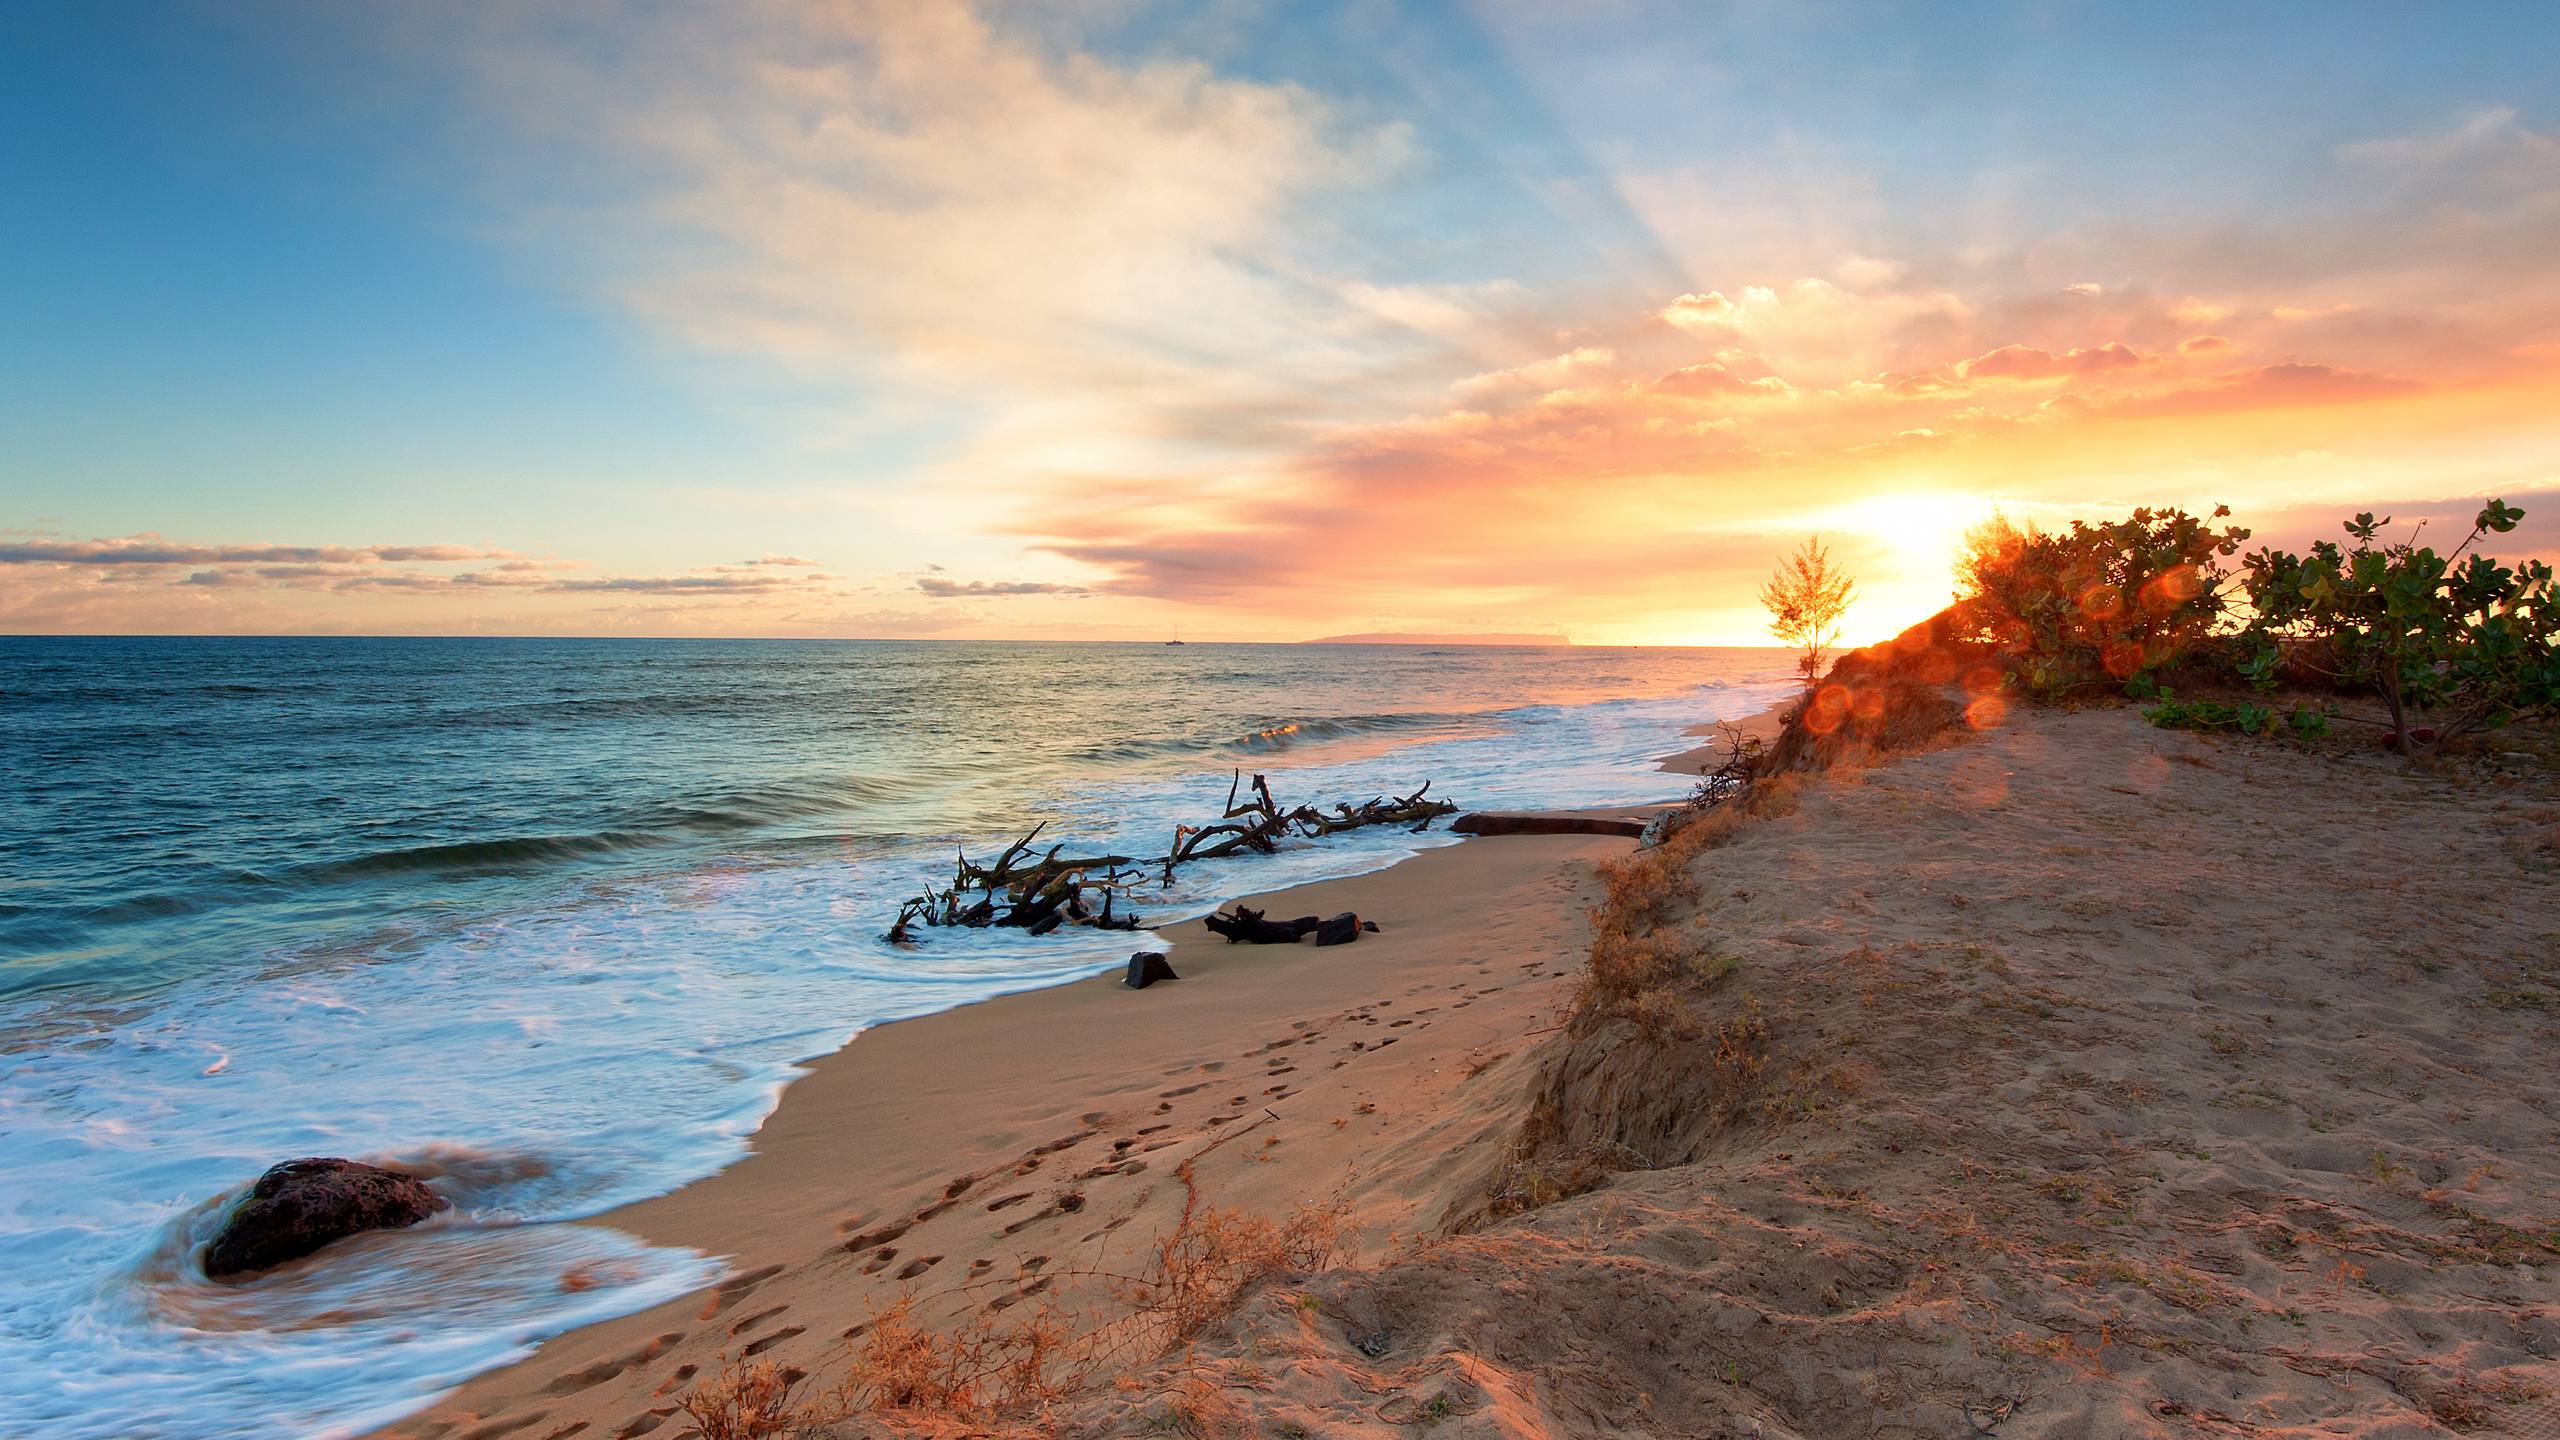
(0, 636, 1793, 1438)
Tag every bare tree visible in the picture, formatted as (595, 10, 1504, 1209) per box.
(1759, 536, 1856, 682)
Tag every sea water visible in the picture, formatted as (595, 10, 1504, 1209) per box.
(0, 636, 1794, 1438)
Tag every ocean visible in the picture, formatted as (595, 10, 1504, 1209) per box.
(0, 636, 1795, 1438)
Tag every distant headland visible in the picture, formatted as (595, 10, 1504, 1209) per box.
(1301, 631, 1572, 646)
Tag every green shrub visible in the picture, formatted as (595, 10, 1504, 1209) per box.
(1955, 507, 2252, 698)
(2237, 499, 2557, 755)
(2142, 692, 2329, 739)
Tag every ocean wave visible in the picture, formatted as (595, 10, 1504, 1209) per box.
(299, 831, 666, 881)
(278, 777, 931, 883)
(1066, 710, 1486, 764)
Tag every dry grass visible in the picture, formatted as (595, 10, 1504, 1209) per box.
(1117, 1160, 1346, 1347)
(836, 1294, 1075, 1424)
(676, 1356, 837, 1440)
(678, 1162, 1345, 1437)
(1568, 778, 1797, 1034)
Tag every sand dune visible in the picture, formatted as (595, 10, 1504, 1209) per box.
(1073, 706, 2560, 1438)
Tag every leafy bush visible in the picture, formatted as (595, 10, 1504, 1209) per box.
(2142, 692, 2329, 739)
(2237, 499, 2557, 754)
(1955, 506, 2253, 697)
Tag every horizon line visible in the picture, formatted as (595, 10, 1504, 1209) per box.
(0, 631, 1798, 649)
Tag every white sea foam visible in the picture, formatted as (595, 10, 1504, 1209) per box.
(0, 677, 1793, 1439)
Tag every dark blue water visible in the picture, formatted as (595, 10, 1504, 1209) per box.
(0, 636, 1793, 1439)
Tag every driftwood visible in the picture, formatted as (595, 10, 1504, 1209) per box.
(1202, 906, 1377, 947)
(884, 771, 1454, 944)
(1312, 912, 1375, 947)
(1205, 906, 1317, 944)
(1639, 722, 1764, 848)
(1450, 814, 1645, 838)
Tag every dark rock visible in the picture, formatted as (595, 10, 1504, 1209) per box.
(1452, 813, 1644, 838)
(1125, 951, 1179, 989)
(202, 1157, 447, 1280)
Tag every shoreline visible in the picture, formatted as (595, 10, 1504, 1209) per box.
(365, 733, 1747, 1439)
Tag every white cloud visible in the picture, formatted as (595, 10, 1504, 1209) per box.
(462, 0, 1422, 448)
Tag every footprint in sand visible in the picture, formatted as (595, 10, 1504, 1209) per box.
(1026, 1130, 1091, 1157)
(985, 1191, 1033, 1212)
(988, 1275, 1053, 1312)
(893, 1255, 943, 1280)
(859, 1248, 898, 1275)
(1159, 1082, 1209, 1098)
(648, 1363, 696, 1399)
(741, 1325, 804, 1357)
(612, 1407, 676, 1438)
(547, 1331, 688, 1397)
(725, 1304, 788, 1337)
(839, 1220, 910, 1252)
(696, 1264, 784, 1319)
(545, 1358, 628, 1396)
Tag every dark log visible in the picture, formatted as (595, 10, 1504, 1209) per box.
(1205, 905, 1308, 944)
(1124, 952, 1179, 989)
(1451, 813, 1645, 838)
(1313, 912, 1363, 946)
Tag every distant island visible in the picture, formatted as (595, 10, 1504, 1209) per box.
(1303, 631, 1572, 646)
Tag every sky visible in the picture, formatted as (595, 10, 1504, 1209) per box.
(4, 0, 2557, 645)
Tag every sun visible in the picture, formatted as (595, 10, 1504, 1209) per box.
(1789, 489, 1999, 643)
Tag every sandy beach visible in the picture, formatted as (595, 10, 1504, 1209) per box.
(370, 815, 1663, 1440)
(369, 698, 2560, 1440)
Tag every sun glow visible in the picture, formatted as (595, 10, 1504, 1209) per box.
(1784, 489, 1997, 643)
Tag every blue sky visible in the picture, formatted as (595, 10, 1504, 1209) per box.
(5, 2, 2555, 640)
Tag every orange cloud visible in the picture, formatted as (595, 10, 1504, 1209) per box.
(1957, 341, 2150, 381)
